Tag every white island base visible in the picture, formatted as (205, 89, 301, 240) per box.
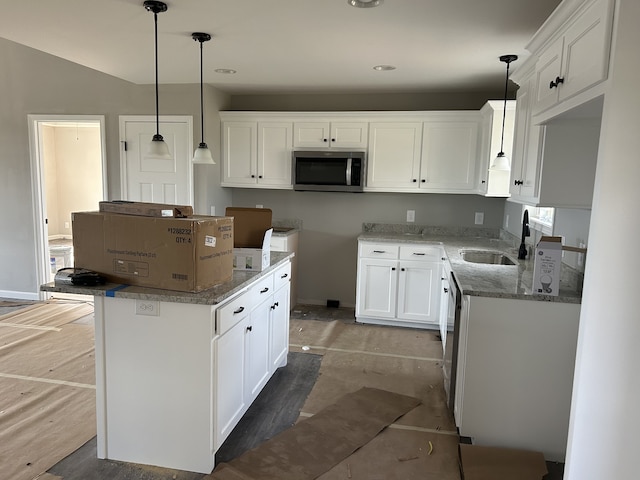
(92, 261, 291, 473)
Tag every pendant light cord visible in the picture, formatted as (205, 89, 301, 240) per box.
(154, 10, 160, 137)
(199, 40, 205, 145)
(499, 60, 511, 155)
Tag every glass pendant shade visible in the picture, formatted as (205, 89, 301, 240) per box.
(490, 151, 511, 171)
(193, 142, 215, 164)
(147, 133, 171, 159)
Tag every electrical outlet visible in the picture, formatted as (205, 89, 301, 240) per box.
(406, 210, 415, 222)
(475, 212, 484, 225)
(135, 300, 159, 316)
(64, 221, 70, 229)
(256, 204, 264, 209)
(210, 206, 215, 216)
(505, 214, 509, 229)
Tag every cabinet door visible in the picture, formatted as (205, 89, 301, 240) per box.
(257, 122, 293, 186)
(356, 258, 398, 319)
(533, 37, 563, 115)
(366, 123, 422, 190)
(558, 0, 612, 103)
(214, 317, 247, 449)
(270, 283, 290, 370)
(293, 122, 330, 148)
(222, 122, 257, 186)
(510, 75, 543, 202)
(421, 120, 479, 192)
(245, 300, 271, 401)
(330, 122, 368, 148)
(397, 260, 440, 324)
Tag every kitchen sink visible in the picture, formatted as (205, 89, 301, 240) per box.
(459, 249, 517, 266)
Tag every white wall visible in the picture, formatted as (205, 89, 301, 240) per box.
(0, 37, 231, 299)
(565, 0, 640, 478)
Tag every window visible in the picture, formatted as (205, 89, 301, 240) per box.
(524, 205, 554, 235)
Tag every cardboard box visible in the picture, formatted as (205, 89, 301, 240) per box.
(532, 235, 562, 296)
(459, 444, 548, 480)
(72, 211, 233, 292)
(99, 201, 193, 218)
(225, 207, 273, 271)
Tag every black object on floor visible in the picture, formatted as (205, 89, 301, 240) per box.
(215, 351, 322, 463)
(47, 351, 321, 479)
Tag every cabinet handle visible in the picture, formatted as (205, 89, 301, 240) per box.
(260, 287, 269, 294)
(258, 175, 263, 179)
(331, 138, 336, 142)
(251, 174, 256, 178)
(323, 138, 328, 142)
(280, 273, 289, 279)
(412, 252, 425, 256)
(514, 180, 524, 186)
(271, 301, 279, 310)
(421, 179, 426, 183)
(444, 287, 449, 293)
(246, 325, 252, 333)
(412, 179, 417, 183)
(481, 180, 486, 184)
(401, 267, 406, 271)
(233, 306, 245, 314)
(549, 76, 565, 89)
(373, 250, 386, 253)
(391, 267, 396, 271)
(441, 257, 446, 261)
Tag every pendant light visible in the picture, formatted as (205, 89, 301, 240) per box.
(144, 0, 171, 160)
(490, 54, 518, 171)
(192, 32, 215, 164)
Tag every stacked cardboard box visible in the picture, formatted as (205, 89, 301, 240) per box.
(72, 204, 233, 292)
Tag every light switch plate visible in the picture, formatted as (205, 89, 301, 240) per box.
(475, 212, 484, 225)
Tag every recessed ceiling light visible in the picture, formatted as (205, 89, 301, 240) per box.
(214, 68, 237, 74)
(373, 65, 396, 71)
(348, 0, 383, 8)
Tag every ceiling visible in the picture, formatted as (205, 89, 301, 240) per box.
(0, 0, 562, 95)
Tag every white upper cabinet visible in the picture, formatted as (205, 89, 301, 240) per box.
(293, 121, 368, 149)
(221, 114, 293, 189)
(366, 122, 423, 190)
(509, 69, 545, 203)
(420, 114, 480, 193)
(529, 0, 615, 119)
(476, 100, 516, 197)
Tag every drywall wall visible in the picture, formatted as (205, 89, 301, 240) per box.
(0, 37, 231, 298)
(232, 189, 505, 306)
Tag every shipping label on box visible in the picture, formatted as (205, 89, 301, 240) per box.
(532, 236, 562, 296)
(72, 212, 233, 292)
(233, 228, 273, 271)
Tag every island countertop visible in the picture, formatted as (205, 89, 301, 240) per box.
(359, 226, 582, 304)
(40, 252, 294, 305)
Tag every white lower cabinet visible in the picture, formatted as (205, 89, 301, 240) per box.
(454, 295, 580, 461)
(94, 260, 291, 474)
(356, 241, 441, 329)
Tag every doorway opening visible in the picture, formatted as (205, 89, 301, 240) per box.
(28, 115, 107, 300)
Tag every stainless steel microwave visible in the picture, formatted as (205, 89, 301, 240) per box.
(292, 150, 366, 192)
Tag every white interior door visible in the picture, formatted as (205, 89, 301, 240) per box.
(119, 116, 193, 205)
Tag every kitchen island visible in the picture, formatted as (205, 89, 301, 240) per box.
(41, 252, 293, 474)
(357, 224, 581, 461)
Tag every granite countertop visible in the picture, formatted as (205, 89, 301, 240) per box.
(40, 252, 294, 306)
(359, 224, 583, 304)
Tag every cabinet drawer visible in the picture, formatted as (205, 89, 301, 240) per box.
(399, 245, 443, 262)
(359, 243, 399, 259)
(217, 290, 250, 335)
(273, 262, 292, 291)
(249, 273, 274, 308)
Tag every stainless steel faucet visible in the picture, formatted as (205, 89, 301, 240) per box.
(518, 209, 530, 259)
